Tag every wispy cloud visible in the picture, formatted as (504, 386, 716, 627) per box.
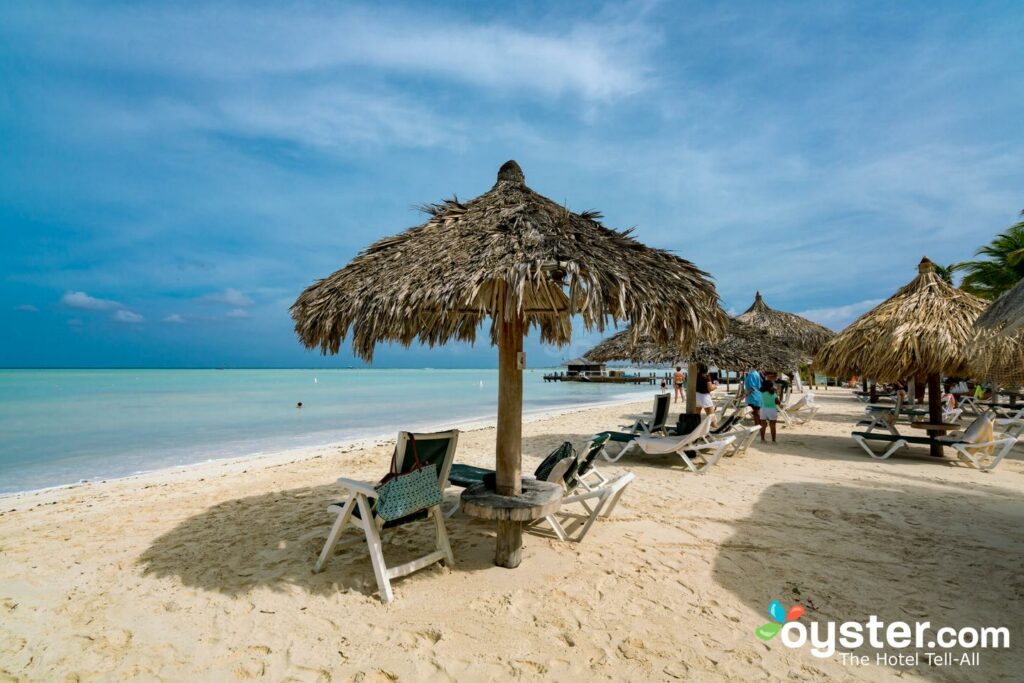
(15, 304, 38, 313)
(0, 4, 650, 101)
(162, 313, 185, 324)
(797, 299, 884, 332)
(112, 309, 144, 324)
(60, 291, 122, 311)
(225, 308, 250, 319)
(199, 288, 253, 307)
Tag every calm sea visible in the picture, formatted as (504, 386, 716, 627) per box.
(0, 368, 658, 494)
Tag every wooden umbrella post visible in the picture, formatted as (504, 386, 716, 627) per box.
(927, 372, 943, 458)
(494, 311, 524, 567)
(686, 357, 698, 413)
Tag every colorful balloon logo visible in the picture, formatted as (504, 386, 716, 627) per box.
(755, 599, 806, 640)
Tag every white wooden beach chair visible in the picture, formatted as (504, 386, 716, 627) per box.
(313, 430, 459, 603)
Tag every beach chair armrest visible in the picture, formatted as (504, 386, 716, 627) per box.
(335, 477, 380, 498)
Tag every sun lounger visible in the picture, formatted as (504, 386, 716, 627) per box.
(623, 392, 672, 437)
(600, 414, 735, 474)
(850, 415, 1015, 471)
(779, 392, 819, 426)
(723, 425, 761, 456)
(958, 395, 982, 416)
(450, 435, 631, 543)
(313, 430, 459, 603)
(528, 471, 636, 543)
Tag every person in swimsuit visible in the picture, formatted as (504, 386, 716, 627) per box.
(694, 363, 717, 419)
(673, 366, 686, 404)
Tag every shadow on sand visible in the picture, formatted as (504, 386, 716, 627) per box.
(138, 431, 604, 600)
(712, 480, 1024, 681)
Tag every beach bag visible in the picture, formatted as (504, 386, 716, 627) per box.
(374, 436, 443, 521)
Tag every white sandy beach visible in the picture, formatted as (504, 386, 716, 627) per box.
(1, 389, 1022, 682)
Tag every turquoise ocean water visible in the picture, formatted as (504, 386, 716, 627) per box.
(0, 369, 658, 495)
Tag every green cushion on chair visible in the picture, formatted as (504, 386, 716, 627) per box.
(448, 463, 491, 488)
(598, 430, 635, 444)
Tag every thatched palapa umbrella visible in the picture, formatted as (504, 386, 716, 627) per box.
(816, 257, 987, 456)
(736, 292, 835, 355)
(292, 161, 727, 567)
(734, 291, 834, 395)
(963, 281, 1024, 384)
(974, 277, 1024, 337)
(585, 318, 807, 374)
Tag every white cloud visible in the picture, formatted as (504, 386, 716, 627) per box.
(162, 313, 185, 324)
(226, 308, 250, 319)
(112, 309, 144, 324)
(61, 290, 122, 311)
(797, 299, 883, 332)
(199, 288, 254, 307)
(15, 304, 38, 313)
(0, 5, 650, 101)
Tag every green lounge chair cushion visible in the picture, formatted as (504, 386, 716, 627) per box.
(448, 463, 491, 488)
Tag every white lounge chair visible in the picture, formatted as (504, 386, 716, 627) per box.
(313, 430, 459, 603)
(850, 415, 1016, 471)
(624, 392, 672, 437)
(531, 471, 636, 543)
(723, 425, 761, 456)
(449, 435, 633, 544)
(615, 414, 736, 474)
(779, 392, 819, 426)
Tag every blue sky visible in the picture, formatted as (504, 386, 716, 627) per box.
(2, 1, 1022, 368)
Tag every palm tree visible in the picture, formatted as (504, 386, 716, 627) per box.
(933, 262, 955, 285)
(954, 219, 1024, 300)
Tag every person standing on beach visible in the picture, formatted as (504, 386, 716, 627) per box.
(744, 367, 762, 424)
(760, 374, 780, 442)
(673, 366, 686, 404)
(694, 363, 717, 420)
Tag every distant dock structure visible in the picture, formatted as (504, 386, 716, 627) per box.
(543, 358, 656, 384)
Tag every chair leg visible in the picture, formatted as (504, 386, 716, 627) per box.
(314, 495, 356, 573)
(431, 506, 455, 566)
(356, 495, 393, 603)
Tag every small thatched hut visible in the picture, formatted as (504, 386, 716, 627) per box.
(584, 318, 807, 374)
(736, 292, 835, 355)
(292, 160, 727, 567)
(816, 257, 988, 455)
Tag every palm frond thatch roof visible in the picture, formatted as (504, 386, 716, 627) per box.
(968, 278, 1024, 383)
(291, 161, 728, 361)
(974, 277, 1024, 336)
(815, 257, 988, 382)
(966, 332, 1024, 384)
(735, 292, 835, 354)
(584, 317, 808, 371)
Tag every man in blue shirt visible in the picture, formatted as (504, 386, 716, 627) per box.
(744, 368, 762, 424)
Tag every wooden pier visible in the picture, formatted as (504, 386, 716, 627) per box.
(542, 371, 656, 384)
